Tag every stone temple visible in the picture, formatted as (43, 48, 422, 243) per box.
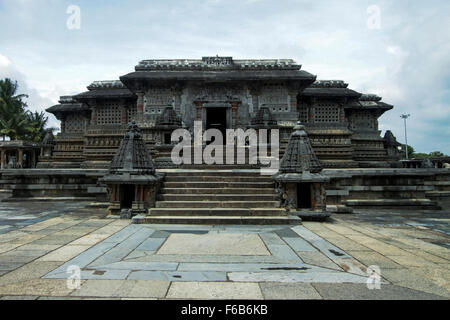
(44, 56, 395, 169)
(1, 56, 449, 223)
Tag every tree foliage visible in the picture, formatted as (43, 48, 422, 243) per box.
(0, 78, 54, 141)
(400, 144, 447, 159)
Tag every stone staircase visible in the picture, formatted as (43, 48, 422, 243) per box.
(133, 169, 301, 224)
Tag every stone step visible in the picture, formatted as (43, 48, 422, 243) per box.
(155, 200, 280, 208)
(158, 194, 278, 201)
(147, 207, 287, 216)
(161, 188, 277, 195)
(425, 191, 450, 198)
(163, 181, 274, 188)
(133, 214, 301, 225)
(180, 164, 259, 169)
(424, 181, 450, 186)
(343, 185, 435, 192)
(164, 175, 272, 182)
(342, 198, 440, 209)
(162, 170, 266, 177)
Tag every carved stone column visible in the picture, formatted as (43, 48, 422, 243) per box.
(249, 85, 261, 112)
(172, 84, 182, 115)
(288, 90, 297, 112)
(231, 101, 240, 127)
(90, 101, 97, 125)
(60, 117, 66, 133)
(120, 101, 127, 124)
(18, 149, 23, 168)
(194, 101, 203, 121)
(0, 150, 5, 169)
(137, 92, 145, 114)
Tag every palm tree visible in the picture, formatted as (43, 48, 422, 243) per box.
(0, 78, 28, 141)
(24, 111, 56, 142)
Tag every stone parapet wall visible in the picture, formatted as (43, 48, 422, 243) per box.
(324, 168, 450, 210)
(0, 169, 108, 202)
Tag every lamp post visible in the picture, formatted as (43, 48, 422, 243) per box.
(400, 114, 410, 159)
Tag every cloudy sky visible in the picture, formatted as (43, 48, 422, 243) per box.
(0, 0, 449, 154)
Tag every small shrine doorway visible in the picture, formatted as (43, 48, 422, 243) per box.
(120, 184, 135, 209)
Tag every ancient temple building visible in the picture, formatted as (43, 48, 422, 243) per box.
(45, 56, 396, 169)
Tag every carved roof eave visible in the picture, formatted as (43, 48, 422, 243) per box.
(274, 172, 329, 183)
(119, 70, 316, 91)
(344, 101, 393, 112)
(74, 89, 136, 101)
(302, 87, 362, 98)
(46, 103, 90, 118)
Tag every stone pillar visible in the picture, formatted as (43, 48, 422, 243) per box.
(172, 85, 182, 115)
(60, 117, 66, 133)
(18, 149, 23, 168)
(120, 104, 127, 124)
(31, 150, 36, 168)
(90, 104, 97, 125)
(194, 102, 203, 121)
(0, 150, 5, 169)
(231, 102, 240, 127)
(249, 86, 260, 112)
(137, 92, 145, 114)
(288, 90, 297, 112)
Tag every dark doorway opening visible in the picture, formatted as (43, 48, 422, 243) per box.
(206, 108, 227, 140)
(297, 183, 312, 209)
(120, 184, 135, 209)
(164, 133, 172, 144)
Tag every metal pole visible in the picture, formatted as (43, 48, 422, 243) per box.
(400, 114, 410, 159)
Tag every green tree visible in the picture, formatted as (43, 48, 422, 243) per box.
(429, 151, 446, 158)
(0, 78, 55, 142)
(0, 78, 29, 140)
(400, 144, 415, 159)
(24, 111, 56, 142)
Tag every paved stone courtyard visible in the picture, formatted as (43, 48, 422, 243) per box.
(0, 201, 448, 300)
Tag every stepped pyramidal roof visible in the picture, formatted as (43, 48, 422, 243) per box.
(279, 122, 322, 174)
(110, 121, 155, 175)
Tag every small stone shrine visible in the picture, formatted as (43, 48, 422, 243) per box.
(274, 121, 330, 220)
(153, 106, 183, 168)
(101, 121, 163, 217)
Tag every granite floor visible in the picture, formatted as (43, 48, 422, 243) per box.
(0, 201, 448, 300)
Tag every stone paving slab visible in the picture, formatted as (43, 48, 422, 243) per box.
(228, 271, 373, 283)
(157, 233, 270, 256)
(311, 283, 447, 300)
(166, 282, 263, 299)
(128, 271, 228, 282)
(259, 282, 322, 299)
(177, 263, 332, 273)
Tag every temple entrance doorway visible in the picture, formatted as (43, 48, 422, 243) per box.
(297, 183, 312, 209)
(206, 107, 227, 142)
(120, 184, 135, 209)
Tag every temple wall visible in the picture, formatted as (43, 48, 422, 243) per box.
(2, 168, 449, 210)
